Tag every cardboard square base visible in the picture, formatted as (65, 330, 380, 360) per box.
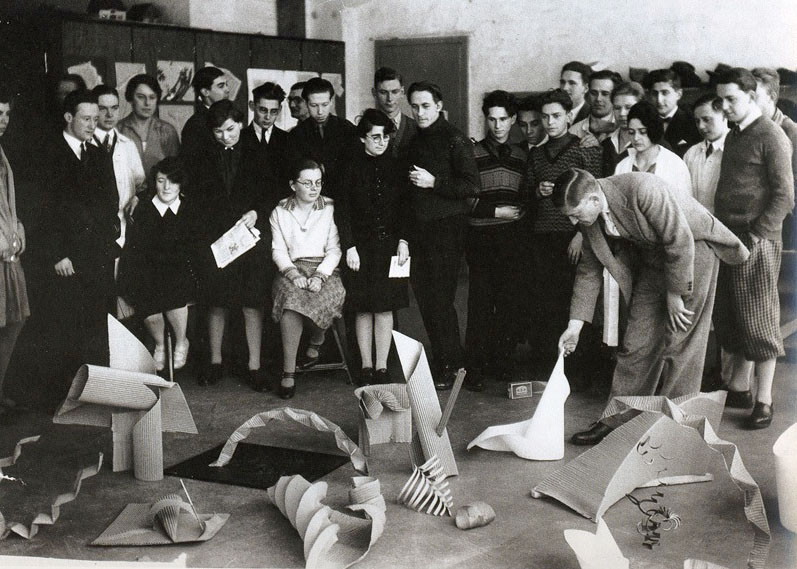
(164, 443, 350, 490)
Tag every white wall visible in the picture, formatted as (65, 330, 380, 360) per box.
(189, 0, 277, 34)
(340, 0, 797, 137)
(306, 0, 343, 41)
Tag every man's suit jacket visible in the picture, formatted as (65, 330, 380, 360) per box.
(570, 172, 748, 323)
(571, 102, 591, 125)
(663, 107, 701, 158)
(390, 113, 418, 158)
(180, 106, 213, 174)
(241, 123, 290, 186)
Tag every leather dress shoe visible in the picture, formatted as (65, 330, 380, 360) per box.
(571, 422, 614, 445)
(725, 389, 754, 408)
(358, 368, 374, 387)
(279, 383, 296, 399)
(434, 369, 456, 391)
(464, 369, 484, 392)
(744, 402, 773, 429)
(207, 363, 223, 385)
(248, 369, 271, 392)
(374, 368, 392, 384)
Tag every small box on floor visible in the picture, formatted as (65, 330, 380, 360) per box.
(507, 381, 533, 399)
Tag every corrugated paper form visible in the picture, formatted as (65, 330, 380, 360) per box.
(354, 383, 413, 455)
(392, 331, 458, 478)
(564, 517, 629, 569)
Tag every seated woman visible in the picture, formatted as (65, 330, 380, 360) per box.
(601, 81, 645, 176)
(270, 158, 345, 399)
(338, 109, 410, 386)
(614, 101, 692, 202)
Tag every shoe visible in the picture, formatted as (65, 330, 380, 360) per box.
(725, 389, 754, 408)
(571, 422, 614, 445)
(359, 367, 374, 387)
(464, 368, 484, 392)
(153, 346, 166, 371)
(374, 368, 390, 384)
(434, 368, 456, 391)
(199, 363, 223, 386)
(173, 340, 189, 370)
(279, 373, 296, 399)
(744, 402, 773, 429)
(298, 342, 324, 370)
(249, 369, 271, 392)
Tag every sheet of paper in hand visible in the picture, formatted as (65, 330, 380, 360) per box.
(211, 223, 261, 269)
(388, 256, 410, 278)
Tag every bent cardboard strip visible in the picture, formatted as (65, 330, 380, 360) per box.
(354, 383, 412, 455)
(397, 455, 453, 516)
(467, 354, 570, 460)
(0, 435, 41, 482)
(564, 517, 629, 569)
(209, 407, 368, 475)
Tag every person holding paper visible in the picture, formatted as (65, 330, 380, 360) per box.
(270, 158, 345, 399)
(337, 109, 410, 386)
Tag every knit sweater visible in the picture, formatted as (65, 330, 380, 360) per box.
(404, 116, 480, 221)
(715, 116, 794, 240)
(470, 138, 529, 227)
(527, 133, 602, 233)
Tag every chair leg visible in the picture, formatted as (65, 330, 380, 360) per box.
(332, 320, 353, 385)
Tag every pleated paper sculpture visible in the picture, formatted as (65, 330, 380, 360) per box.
(53, 316, 197, 481)
(564, 517, 629, 569)
(354, 383, 413, 456)
(392, 331, 458, 477)
(267, 474, 386, 569)
(467, 353, 570, 460)
(397, 455, 453, 516)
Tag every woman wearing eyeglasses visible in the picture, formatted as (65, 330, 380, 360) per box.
(337, 109, 410, 386)
(270, 158, 345, 398)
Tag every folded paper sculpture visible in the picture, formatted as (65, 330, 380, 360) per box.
(354, 383, 413, 456)
(467, 353, 570, 460)
(0, 435, 40, 483)
(53, 316, 197, 481)
(0, 553, 187, 567)
(564, 517, 629, 569)
(397, 455, 453, 516)
(1, 452, 103, 540)
(209, 407, 368, 474)
(92, 493, 229, 545)
(392, 331, 458, 477)
(267, 474, 386, 569)
(683, 561, 730, 569)
(532, 391, 771, 569)
(772, 422, 797, 532)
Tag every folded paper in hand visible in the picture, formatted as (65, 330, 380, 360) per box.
(388, 256, 410, 278)
(211, 223, 261, 269)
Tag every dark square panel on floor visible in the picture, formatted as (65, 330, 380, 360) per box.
(164, 443, 350, 490)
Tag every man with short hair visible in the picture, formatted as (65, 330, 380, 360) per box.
(683, 94, 728, 212)
(372, 66, 417, 157)
(645, 69, 701, 158)
(288, 82, 310, 124)
(515, 95, 547, 152)
(181, 67, 230, 170)
(712, 67, 794, 429)
(246, 81, 290, 184)
(560, 61, 592, 124)
(555, 169, 747, 444)
(569, 69, 622, 144)
(405, 81, 480, 390)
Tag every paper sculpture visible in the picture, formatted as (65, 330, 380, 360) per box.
(397, 455, 453, 516)
(0, 435, 40, 483)
(54, 315, 197, 481)
(354, 383, 412, 456)
(92, 492, 229, 546)
(67, 61, 103, 89)
(467, 353, 570, 460)
(267, 474, 386, 569)
(392, 330, 458, 477)
(209, 407, 368, 475)
(455, 502, 495, 530)
(0, 553, 187, 567)
(773, 422, 797, 532)
(564, 518, 630, 569)
(532, 391, 771, 569)
(1, 453, 103, 540)
(683, 561, 730, 569)
(156, 61, 194, 102)
(602, 269, 619, 346)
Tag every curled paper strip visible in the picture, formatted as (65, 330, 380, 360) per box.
(467, 354, 570, 460)
(397, 455, 453, 517)
(0, 453, 103, 540)
(564, 517, 630, 569)
(209, 407, 368, 475)
(267, 474, 386, 569)
(354, 384, 412, 455)
(0, 435, 41, 483)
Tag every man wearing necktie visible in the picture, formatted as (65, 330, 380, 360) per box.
(645, 69, 701, 158)
(371, 67, 418, 158)
(554, 168, 748, 445)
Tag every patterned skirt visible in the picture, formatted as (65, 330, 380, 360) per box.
(271, 258, 345, 330)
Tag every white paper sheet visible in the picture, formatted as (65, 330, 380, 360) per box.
(564, 518, 629, 569)
(211, 223, 260, 269)
(388, 256, 410, 278)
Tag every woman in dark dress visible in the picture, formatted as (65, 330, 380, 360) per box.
(338, 109, 410, 385)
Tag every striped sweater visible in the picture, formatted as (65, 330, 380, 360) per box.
(470, 138, 529, 227)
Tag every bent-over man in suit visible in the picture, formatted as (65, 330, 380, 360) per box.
(554, 169, 748, 445)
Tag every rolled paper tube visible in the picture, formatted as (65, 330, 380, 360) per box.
(133, 400, 164, 481)
(455, 502, 496, 530)
(603, 269, 619, 347)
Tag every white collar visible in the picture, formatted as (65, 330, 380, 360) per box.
(63, 130, 85, 158)
(529, 135, 549, 149)
(738, 104, 762, 131)
(252, 122, 272, 142)
(91, 127, 118, 146)
(661, 107, 679, 120)
(570, 100, 585, 119)
(598, 190, 621, 236)
(706, 130, 728, 153)
(152, 195, 181, 216)
(391, 112, 402, 128)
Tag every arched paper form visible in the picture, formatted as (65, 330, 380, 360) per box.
(532, 391, 771, 569)
(108, 314, 158, 374)
(564, 517, 629, 569)
(467, 353, 570, 460)
(1, 453, 103, 540)
(397, 455, 453, 516)
(772, 422, 797, 532)
(392, 331, 458, 477)
(354, 384, 412, 456)
(209, 407, 368, 475)
(267, 474, 386, 569)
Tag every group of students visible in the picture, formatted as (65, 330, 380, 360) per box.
(0, 60, 793, 441)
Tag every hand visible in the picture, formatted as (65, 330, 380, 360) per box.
(346, 247, 360, 271)
(239, 210, 258, 229)
(558, 320, 584, 356)
(292, 276, 308, 289)
(538, 181, 554, 198)
(495, 205, 521, 220)
(306, 277, 322, 293)
(409, 165, 435, 188)
(666, 291, 694, 332)
(579, 132, 601, 148)
(567, 232, 583, 265)
(124, 194, 139, 218)
(55, 257, 75, 277)
(397, 240, 409, 265)
(0, 244, 13, 261)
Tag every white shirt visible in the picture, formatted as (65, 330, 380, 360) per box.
(683, 131, 728, 212)
(152, 195, 181, 216)
(270, 196, 342, 277)
(253, 122, 273, 143)
(63, 131, 85, 159)
(569, 113, 617, 142)
(738, 104, 762, 131)
(528, 135, 549, 151)
(569, 100, 586, 123)
(598, 191, 621, 237)
(614, 145, 692, 204)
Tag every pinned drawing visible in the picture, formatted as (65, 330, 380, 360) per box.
(115, 62, 147, 120)
(393, 330, 458, 477)
(156, 61, 194, 102)
(467, 352, 570, 460)
(67, 61, 103, 89)
(267, 474, 386, 569)
(246, 68, 319, 129)
(209, 407, 368, 475)
(53, 315, 197, 481)
(397, 455, 453, 517)
(354, 383, 412, 455)
(564, 517, 630, 569)
(532, 391, 771, 569)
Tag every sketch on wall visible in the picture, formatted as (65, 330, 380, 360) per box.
(156, 61, 194, 102)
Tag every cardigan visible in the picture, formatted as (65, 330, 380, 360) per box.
(117, 115, 180, 186)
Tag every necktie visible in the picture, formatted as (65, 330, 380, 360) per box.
(661, 116, 672, 133)
(317, 124, 324, 140)
(105, 133, 112, 153)
(80, 142, 88, 162)
(705, 143, 713, 158)
(261, 129, 269, 145)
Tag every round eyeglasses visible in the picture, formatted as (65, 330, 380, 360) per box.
(295, 179, 324, 189)
(366, 134, 391, 143)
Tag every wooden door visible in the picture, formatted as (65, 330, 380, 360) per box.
(376, 36, 469, 135)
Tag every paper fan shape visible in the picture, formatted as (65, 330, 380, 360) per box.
(397, 455, 453, 516)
